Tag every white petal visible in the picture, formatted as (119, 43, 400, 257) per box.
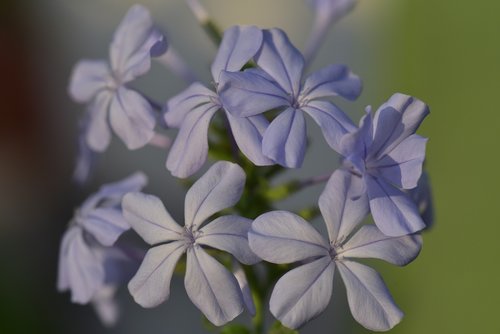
(319, 169, 368, 244)
(109, 87, 156, 150)
(270, 256, 335, 329)
(85, 91, 113, 152)
(197, 215, 260, 265)
(233, 261, 256, 316)
(249, 211, 329, 264)
(185, 246, 244, 326)
(184, 161, 246, 230)
(128, 241, 185, 307)
(340, 225, 422, 266)
(81, 208, 129, 246)
(122, 192, 183, 245)
(68, 60, 110, 103)
(338, 260, 403, 331)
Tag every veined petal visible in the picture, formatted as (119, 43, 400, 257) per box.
(128, 241, 185, 308)
(92, 171, 148, 208)
(338, 260, 403, 331)
(65, 228, 105, 304)
(370, 93, 430, 159)
(249, 211, 330, 264)
(319, 169, 369, 244)
(340, 225, 422, 266)
(366, 175, 425, 236)
(81, 208, 129, 246)
(166, 103, 219, 178)
(109, 5, 167, 81)
(255, 29, 305, 98)
(85, 91, 113, 152)
(339, 109, 373, 158)
(57, 226, 81, 292)
(184, 161, 246, 230)
(122, 192, 183, 245)
(225, 111, 274, 166)
(371, 134, 428, 189)
(68, 60, 110, 103)
(185, 246, 244, 326)
(218, 69, 289, 117)
(233, 261, 256, 316)
(197, 215, 260, 265)
(263, 107, 307, 168)
(109, 87, 156, 150)
(270, 256, 335, 329)
(164, 82, 215, 128)
(301, 64, 362, 101)
(211, 25, 263, 80)
(301, 100, 356, 153)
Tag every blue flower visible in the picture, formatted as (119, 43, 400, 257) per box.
(57, 172, 148, 323)
(248, 169, 422, 330)
(122, 161, 259, 325)
(219, 28, 361, 168)
(68, 5, 167, 151)
(339, 93, 429, 236)
(163, 25, 273, 178)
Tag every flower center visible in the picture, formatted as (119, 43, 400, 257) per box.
(329, 247, 337, 261)
(182, 227, 199, 247)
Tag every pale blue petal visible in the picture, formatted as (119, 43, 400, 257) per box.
(57, 226, 81, 292)
(73, 121, 98, 184)
(211, 25, 262, 80)
(301, 64, 361, 101)
(81, 208, 129, 246)
(270, 256, 334, 329)
(109, 87, 156, 150)
(164, 82, 215, 128)
(109, 5, 167, 81)
(370, 93, 430, 160)
(218, 69, 289, 117)
(233, 261, 256, 316)
(366, 175, 425, 236)
(91, 285, 120, 327)
(225, 111, 274, 166)
(319, 169, 368, 244)
(197, 215, 260, 265)
(185, 246, 244, 326)
(340, 225, 422, 266)
(249, 211, 330, 263)
(166, 104, 219, 178)
(263, 107, 307, 168)
(301, 100, 356, 153)
(184, 161, 246, 230)
(255, 29, 305, 98)
(122, 192, 183, 245)
(128, 241, 185, 307)
(338, 260, 403, 331)
(68, 60, 110, 103)
(81, 171, 148, 215)
(409, 171, 434, 228)
(85, 91, 113, 152)
(370, 134, 428, 189)
(339, 109, 373, 158)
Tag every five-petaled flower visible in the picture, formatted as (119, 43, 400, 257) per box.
(122, 161, 260, 325)
(68, 5, 167, 152)
(219, 27, 361, 168)
(249, 169, 422, 331)
(57, 172, 148, 324)
(338, 93, 429, 236)
(163, 25, 274, 178)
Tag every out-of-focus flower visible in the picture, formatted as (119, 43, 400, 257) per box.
(249, 169, 422, 330)
(219, 28, 361, 168)
(68, 5, 167, 152)
(123, 161, 260, 325)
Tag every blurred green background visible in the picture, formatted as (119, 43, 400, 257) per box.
(0, 0, 498, 333)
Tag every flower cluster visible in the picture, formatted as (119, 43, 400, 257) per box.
(59, 2, 433, 333)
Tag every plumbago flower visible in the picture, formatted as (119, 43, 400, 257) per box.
(163, 25, 273, 178)
(219, 28, 361, 168)
(122, 161, 260, 325)
(338, 93, 429, 236)
(57, 172, 147, 324)
(304, 0, 358, 63)
(249, 169, 422, 331)
(68, 5, 167, 152)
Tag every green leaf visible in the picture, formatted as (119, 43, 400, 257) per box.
(220, 324, 251, 334)
(268, 321, 299, 334)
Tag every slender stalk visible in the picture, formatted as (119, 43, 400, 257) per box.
(185, 0, 223, 45)
(148, 133, 172, 149)
(156, 47, 198, 84)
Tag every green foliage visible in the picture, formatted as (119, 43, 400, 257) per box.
(268, 321, 298, 334)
